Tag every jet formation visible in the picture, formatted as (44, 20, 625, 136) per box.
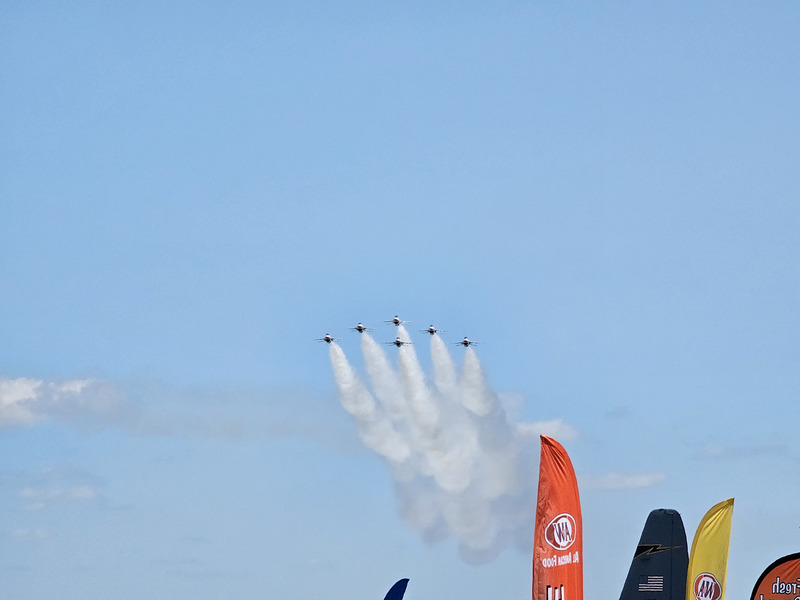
(318, 316, 477, 348)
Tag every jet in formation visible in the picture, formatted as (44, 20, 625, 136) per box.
(421, 325, 443, 335)
(385, 315, 409, 326)
(318, 318, 478, 349)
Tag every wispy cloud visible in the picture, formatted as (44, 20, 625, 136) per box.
(582, 472, 667, 490)
(695, 443, 787, 460)
(151, 557, 245, 581)
(0, 377, 125, 428)
(15, 465, 106, 511)
(0, 376, 354, 450)
(604, 405, 632, 419)
(20, 485, 101, 511)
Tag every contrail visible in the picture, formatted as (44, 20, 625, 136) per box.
(360, 333, 409, 426)
(395, 325, 478, 495)
(459, 346, 520, 503)
(396, 325, 440, 440)
(327, 330, 540, 563)
(459, 347, 496, 417)
(329, 343, 410, 464)
(431, 334, 457, 396)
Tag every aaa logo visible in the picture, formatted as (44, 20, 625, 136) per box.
(545, 513, 577, 550)
(693, 572, 722, 600)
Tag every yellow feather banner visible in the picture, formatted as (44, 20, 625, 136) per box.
(687, 498, 735, 600)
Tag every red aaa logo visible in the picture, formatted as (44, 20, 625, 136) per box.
(693, 573, 722, 600)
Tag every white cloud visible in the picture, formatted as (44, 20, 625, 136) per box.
(0, 376, 354, 449)
(0, 376, 119, 428)
(0, 377, 43, 426)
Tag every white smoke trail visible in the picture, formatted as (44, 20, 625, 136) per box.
(328, 330, 542, 563)
(395, 325, 441, 441)
(361, 334, 409, 425)
(394, 326, 481, 496)
(431, 334, 457, 395)
(460, 348, 496, 417)
(329, 343, 410, 464)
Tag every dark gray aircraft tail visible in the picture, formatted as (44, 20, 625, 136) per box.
(618, 509, 689, 600)
(383, 578, 409, 600)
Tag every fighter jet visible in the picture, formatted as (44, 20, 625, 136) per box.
(421, 325, 444, 335)
(350, 322, 371, 333)
(454, 336, 477, 347)
(385, 315, 410, 326)
(316, 333, 338, 343)
(387, 337, 412, 347)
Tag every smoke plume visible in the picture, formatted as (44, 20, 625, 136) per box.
(328, 328, 545, 563)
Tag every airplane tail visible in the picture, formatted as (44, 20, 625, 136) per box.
(383, 578, 409, 600)
(618, 509, 689, 600)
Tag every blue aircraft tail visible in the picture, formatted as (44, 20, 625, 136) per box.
(383, 578, 409, 600)
(618, 509, 688, 600)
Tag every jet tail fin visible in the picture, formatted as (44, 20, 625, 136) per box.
(383, 578, 409, 600)
(618, 509, 688, 600)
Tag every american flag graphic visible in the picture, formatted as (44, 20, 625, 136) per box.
(639, 575, 664, 592)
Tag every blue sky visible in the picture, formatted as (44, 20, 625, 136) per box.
(2, 2, 799, 599)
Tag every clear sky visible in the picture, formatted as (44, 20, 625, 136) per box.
(2, 2, 798, 599)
